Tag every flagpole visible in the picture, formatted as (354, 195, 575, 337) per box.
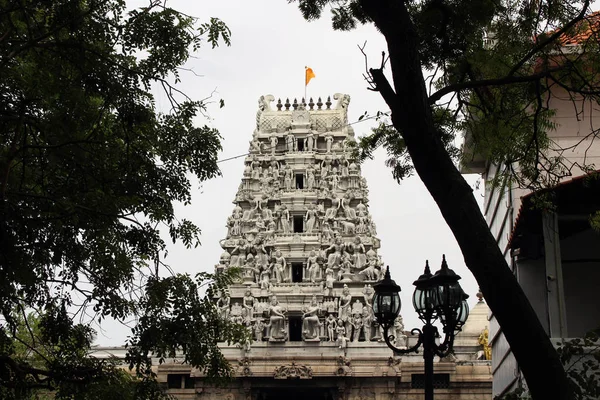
(304, 66, 307, 106)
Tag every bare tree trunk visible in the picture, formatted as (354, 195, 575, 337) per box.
(359, 0, 572, 399)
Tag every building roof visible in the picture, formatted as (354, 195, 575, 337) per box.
(507, 171, 600, 250)
(555, 11, 600, 46)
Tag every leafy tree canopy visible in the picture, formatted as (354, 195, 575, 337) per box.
(0, 0, 247, 398)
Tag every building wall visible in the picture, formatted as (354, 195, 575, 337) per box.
(483, 86, 600, 397)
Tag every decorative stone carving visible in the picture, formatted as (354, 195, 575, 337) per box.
(273, 362, 313, 379)
(336, 320, 348, 349)
(269, 134, 278, 155)
(393, 315, 407, 347)
(302, 295, 321, 341)
(238, 357, 252, 377)
(306, 250, 320, 283)
(335, 356, 352, 376)
(326, 314, 337, 342)
(267, 296, 287, 341)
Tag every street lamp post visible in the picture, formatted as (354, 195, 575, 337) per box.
(372, 256, 469, 400)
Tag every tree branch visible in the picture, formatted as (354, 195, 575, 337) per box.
(507, 0, 591, 78)
(428, 68, 561, 104)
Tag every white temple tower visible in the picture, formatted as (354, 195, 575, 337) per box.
(157, 94, 492, 400)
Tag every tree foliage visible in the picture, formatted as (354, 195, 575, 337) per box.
(0, 0, 246, 397)
(290, 1, 600, 399)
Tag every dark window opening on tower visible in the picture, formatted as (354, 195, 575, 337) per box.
(292, 262, 303, 283)
(289, 316, 302, 341)
(296, 174, 304, 189)
(167, 374, 193, 389)
(297, 139, 304, 151)
(293, 215, 303, 233)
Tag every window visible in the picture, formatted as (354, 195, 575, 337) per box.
(411, 373, 450, 389)
(297, 139, 305, 151)
(293, 215, 303, 233)
(292, 262, 303, 283)
(167, 374, 181, 389)
(289, 316, 302, 341)
(167, 374, 194, 389)
(296, 174, 304, 189)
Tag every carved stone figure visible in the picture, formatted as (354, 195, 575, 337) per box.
(305, 204, 318, 233)
(339, 220, 356, 235)
(362, 306, 373, 342)
(356, 200, 367, 217)
(393, 315, 407, 347)
(285, 131, 296, 153)
(254, 318, 266, 342)
(217, 292, 231, 320)
(305, 131, 316, 152)
(360, 258, 381, 281)
(219, 250, 231, 267)
(243, 289, 255, 313)
(324, 133, 334, 153)
(338, 284, 352, 334)
(336, 320, 348, 349)
(270, 134, 279, 156)
(230, 239, 248, 267)
(340, 193, 355, 219)
(268, 296, 287, 341)
(250, 138, 262, 154)
(302, 295, 321, 341)
(260, 267, 271, 291)
(307, 250, 320, 283)
(324, 266, 335, 296)
(307, 168, 316, 190)
(351, 314, 363, 342)
(284, 165, 293, 191)
(330, 169, 340, 191)
(321, 221, 333, 244)
(353, 237, 366, 270)
(278, 204, 290, 233)
(325, 237, 344, 269)
(326, 314, 337, 342)
(339, 155, 349, 177)
(272, 250, 288, 283)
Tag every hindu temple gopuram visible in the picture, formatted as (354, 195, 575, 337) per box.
(152, 94, 493, 400)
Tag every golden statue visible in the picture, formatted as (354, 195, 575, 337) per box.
(478, 327, 492, 360)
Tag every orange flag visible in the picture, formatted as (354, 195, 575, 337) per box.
(305, 66, 316, 86)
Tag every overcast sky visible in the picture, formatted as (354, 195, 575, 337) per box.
(94, 0, 484, 345)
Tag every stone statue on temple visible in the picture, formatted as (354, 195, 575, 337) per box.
(336, 319, 348, 349)
(306, 130, 317, 152)
(326, 314, 337, 342)
(305, 203, 318, 233)
(269, 134, 278, 155)
(306, 250, 320, 283)
(268, 296, 287, 341)
(338, 284, 352, 335)
(393, 315, 407, 347)
(324, 133, 334, 153)
(285, 131, 296, 153)
(302, 295, 321, 341)
(351, 314, 363, 342)
(307, 168, 316, 190)
(272, 250, 288, 283)
(254, 318, 266, 342)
